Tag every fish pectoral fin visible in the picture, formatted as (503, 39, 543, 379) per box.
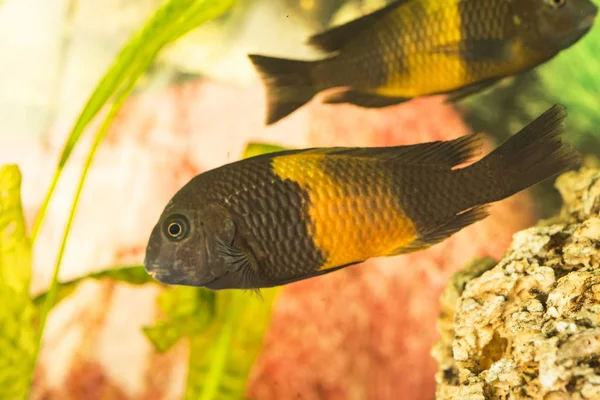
(430, 39, 512, 62)
(323, 90, 410, 108)
(443, 78, 503, 103)
(391, 205, 490, 254)
(306, 0, 412, 53)
(215, 236, 261, 293)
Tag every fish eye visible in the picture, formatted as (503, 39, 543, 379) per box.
(545, 0, 566, 9)
(164, 215, 189, 241)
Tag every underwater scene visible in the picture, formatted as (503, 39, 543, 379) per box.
(1, 0, 600, 399)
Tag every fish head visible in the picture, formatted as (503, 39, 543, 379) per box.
(144, 194, 235, 288)
(512, 0, 597, 52)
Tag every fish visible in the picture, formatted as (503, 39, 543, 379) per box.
(144, 104, 580, 291)
(248, 0, 598, 125)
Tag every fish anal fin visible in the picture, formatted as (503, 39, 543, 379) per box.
(307, 0, 410, 53)
(443, 78, 503, 103)
(323, 90, 410, 108)
(392, 205, 490, 254)
(264, 262, 360, 287)
(324, 132, 483, 168)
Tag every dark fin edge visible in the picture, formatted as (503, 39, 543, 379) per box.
(476, 103, 581, 201)
(392, 205, 490, 254)
(264, 262, 361, 287)
(324, 133, 483, 168)
(248, 54, 316, 125)
(322, 90, 410, 108)
(443, 78, 502, 103)
(321, 79, 500, 109)
(306, 0, 411, 53)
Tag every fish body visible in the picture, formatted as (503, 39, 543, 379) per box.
(145, 105, 579, 290)
(249, 0, 598, 124)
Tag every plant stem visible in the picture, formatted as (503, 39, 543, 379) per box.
(33, 90, 131, 355)
(198, 295, 241, 400)
(28, 0, 239, 391)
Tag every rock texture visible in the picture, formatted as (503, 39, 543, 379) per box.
(433, 167, 600, 400)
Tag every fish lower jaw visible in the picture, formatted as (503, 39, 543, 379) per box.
(579, 14, 596, 31)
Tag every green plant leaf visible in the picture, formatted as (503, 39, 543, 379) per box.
(32, 265, 156, 310)
(189, 289, 279, 400)
(143, 286, 217, 352)
(143, 288, 279, 400)
(242, 142, 290, 159)
(32, 0, 239, 367)
(0, 165, 36, 399)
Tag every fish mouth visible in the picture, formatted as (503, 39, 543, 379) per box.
(558, 14, 596, 49)
(145, 263, 219, 287)
(578, 13, 597, 32)
(143, 262, 173, 283)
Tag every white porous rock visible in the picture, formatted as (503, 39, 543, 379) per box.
(433, 168, 600, 399)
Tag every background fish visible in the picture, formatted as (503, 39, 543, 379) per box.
(144, 104, 579, 290)
(249, 0, 598, 125)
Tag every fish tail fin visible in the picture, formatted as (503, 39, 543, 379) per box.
(471, 104, 581, 203)
(248, 54, 317, 125)
(396, 104, 580, 254)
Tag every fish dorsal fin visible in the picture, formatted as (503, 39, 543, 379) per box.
(307, 0, 411, 53)
(319, 133, 483, 168)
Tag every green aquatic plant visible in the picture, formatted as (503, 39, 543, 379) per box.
(32, 0, 240, 351)
(535, 23, 600, 150)
(144, 284, 278, 399)
(242, 142, 289, 158)
(0, 0, 289, 398)
(0, 166, 37, 399)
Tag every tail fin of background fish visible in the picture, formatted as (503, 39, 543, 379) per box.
(248, 54, 316, 125)
(472, 104, 581, 203)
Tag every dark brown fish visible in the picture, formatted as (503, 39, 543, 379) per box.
(249, 0, 597, 125)
(144, 104, 580, 290)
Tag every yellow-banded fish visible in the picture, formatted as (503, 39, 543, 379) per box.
(249, 0, 598, 125)
(144, 105, 579, 290)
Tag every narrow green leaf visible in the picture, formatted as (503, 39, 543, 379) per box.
(32, 0, 238, 243)
(58, 0, 238, 171)
(242, 142, 290, 159)
(0, 165, 36, 399)
(187, 289, 279, 400)
(144, 287, 279, 400)
(32, 265, 155, 309)
(32, 0, 238, 371)
(143, 286, 216, 352)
